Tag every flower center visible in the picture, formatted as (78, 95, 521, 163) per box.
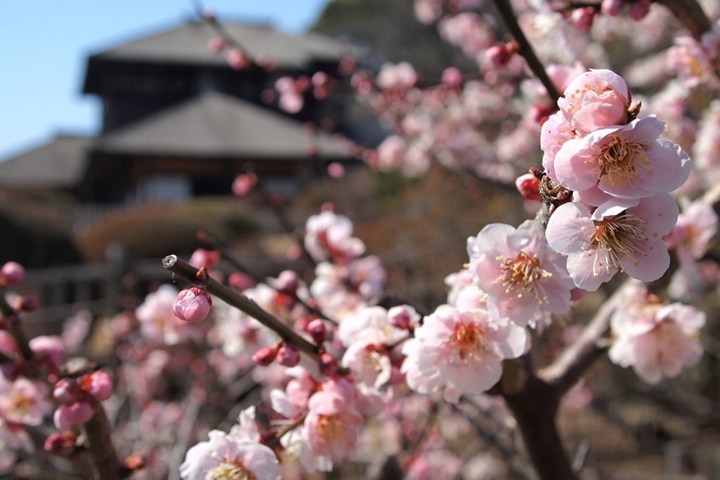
(496, 251, 551, 305)
(210, 459, 255, 480)
(589, 213, 647, 275)
(11, 391, 35, 416)
(316, 413, 353, 449)
(451, 322, 487, 362)
(595, 136, 650, 187)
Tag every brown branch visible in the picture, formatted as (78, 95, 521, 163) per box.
(654, 0, 712, 40)
(82, 398, 129, 480)
(489, 0, 562, 102)
(499, 357, 578, 480)
(162, 255, 320, 357)
(539, 280, 636, 396)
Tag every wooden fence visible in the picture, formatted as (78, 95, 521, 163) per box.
(14, 247, 298, 331)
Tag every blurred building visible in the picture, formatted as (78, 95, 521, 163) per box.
(0, 19, 361, 204)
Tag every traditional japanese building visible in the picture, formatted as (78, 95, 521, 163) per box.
(0, 19, 362, 204)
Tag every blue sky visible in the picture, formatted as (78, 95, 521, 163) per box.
(0, 0, 331, 159)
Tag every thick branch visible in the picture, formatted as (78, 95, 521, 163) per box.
(82, 398, 129, 480)
(490, 0, 561, 102)
(539, 280, 636, 395)
(654, 0, 712, 40)
(162, 255, 320, 357)
(500, 357, 578, 480)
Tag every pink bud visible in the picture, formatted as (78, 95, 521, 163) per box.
(256, 54, 276, 71)
(628, 0, 650, 20)
(44, 432, 76, 452)
(81, 370, 113, 401)
(54, 401, 95, 431)
(276, 343, 300, 367)
(327, 162, 345, 179)
(53, 378, 82, 405)
(306, 319, 327, 344)
(486, 42, 519, 68)
(318, 352, 338, 377)
(276, 270, 299, 294)
(515, 172, 541, 202)
(228, 272, 255, 291)
(29, 336, 64, 367)
(569, 7, 595, 32)
(312, 71, 329, 87)
(441, 67, 464, 87)
(173, 287, 212, 323)
(601, 0, 624, 16)
(227, 49, 251, 70)
(232, 173, 258, 196)
(207, 37, 227, 54)
(252, 346, 278, 366)
(0, 331, 18, 357)
(13, 295, 38, 312)
(0, 262, 24, 286)
(189, 249, 220, 271)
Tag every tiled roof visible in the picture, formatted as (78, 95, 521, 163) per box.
(0, 135, 90, 188)
(90, 20, 348, 70)
(93, 93, 352, 159)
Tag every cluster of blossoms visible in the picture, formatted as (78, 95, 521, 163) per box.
(541, 69, 690, 290)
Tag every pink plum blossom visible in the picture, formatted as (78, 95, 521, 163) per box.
(401, 305, 528, 403)
(546, 194, 679, 291)
(445, 268, 487, 311)
(467, 220, 574, 326)
(0, 377, 52, 427)
(609, 288, 704, 384)
(300, 379, 364, 472)
(552, 116, 690, 200)
(557, 69, 630, 134)
(179, 430, 281, 480)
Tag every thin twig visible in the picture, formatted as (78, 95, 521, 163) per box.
(163, 255, 320, 357)
(489, 0, 561, 102)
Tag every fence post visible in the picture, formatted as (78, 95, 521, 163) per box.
(104, 244, 129, 317)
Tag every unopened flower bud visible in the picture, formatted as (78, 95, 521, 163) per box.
(486, 44, 514, 67)
(515, 172, 541, 202)
(227, 49, 251, 70)
(81, 370, 113, 401)
(124, 454, 146, 470)
(441, 67, 463, 87)
(276, 343, 300, 367)
(173, 287, 212, 323)
(306, 318, 327, 344)
(228, 272, 255, 290)
(327, 162, 345, 179)
(13, 295, 38, 312)
(44, 431, 76, 452)
(207, 37, 227, 53)
(0, 262, 24, 286)
(252, 346, 278, 366)
(54, 401, 94, 431)
(53, 378, 82, 405)
(275, 270, 299, 294)
(601, 0, 624, 16)
(628, 0, 650, 20)
(318, 351, 338, 377)
(569, 7, 595, 32)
